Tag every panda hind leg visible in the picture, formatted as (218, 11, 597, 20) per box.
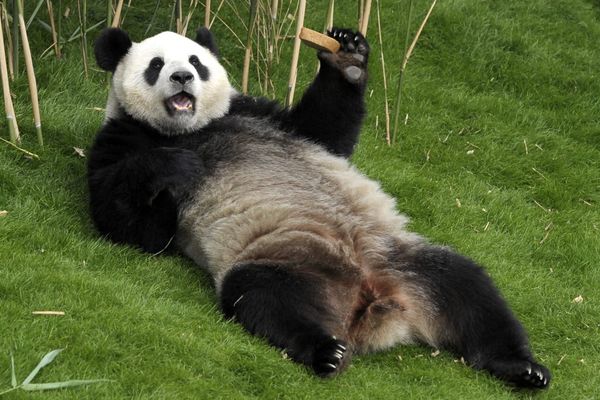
(396, 245, 551, 389)
(220, 263, 350, 377)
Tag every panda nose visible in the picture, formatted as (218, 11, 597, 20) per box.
(170, 71, 194, 85)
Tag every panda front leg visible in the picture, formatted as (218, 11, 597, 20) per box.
(89, 142, 203, 253)
(220, 263, 350, 377)
(399, 246, 551, 389)
(282, 29, 370, 158)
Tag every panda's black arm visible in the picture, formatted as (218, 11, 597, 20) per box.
(281, 59, 366, 158)
(87, 118, 202, 253)
(281, 29, 370, 158)
(226, 29, 368, 158)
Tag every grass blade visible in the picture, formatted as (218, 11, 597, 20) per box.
(10, 352, 17, 388)
(22, 349, 64, 385)
(21, 379, 112, 391)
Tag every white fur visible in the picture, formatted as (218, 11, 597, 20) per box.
(108, 31, 233, 134)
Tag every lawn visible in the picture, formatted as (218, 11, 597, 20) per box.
(1, 0, 599, 398)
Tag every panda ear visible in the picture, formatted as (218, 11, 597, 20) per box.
(94, 28, 132, 72)
(195, 27, 219, 57)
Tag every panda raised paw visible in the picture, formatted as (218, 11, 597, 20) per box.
(318, 28, 370, 85)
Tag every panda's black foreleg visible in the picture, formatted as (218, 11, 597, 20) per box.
(281, 29, 370, 158)
(88, 146, 203, 253)
(220, 263, 350, 377)
(404, 246, 551, 389)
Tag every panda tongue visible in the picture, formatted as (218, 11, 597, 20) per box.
(171, 94, 193, 111)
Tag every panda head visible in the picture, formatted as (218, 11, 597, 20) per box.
(94, 27, 233, 135)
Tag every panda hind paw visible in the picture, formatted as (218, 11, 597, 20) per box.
(312, 337, 349, 378)
(487, 359, 551, 390)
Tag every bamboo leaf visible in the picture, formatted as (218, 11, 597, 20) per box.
(21, 379, 111, 391)
(22, 349, 64, 385)
(10, 352, 17, 388)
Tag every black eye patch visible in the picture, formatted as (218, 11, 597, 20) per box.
(189, 55, 210, 81)
(144, 57, 164, 86)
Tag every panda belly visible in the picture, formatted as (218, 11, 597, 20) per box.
(176, 136, 428, 352)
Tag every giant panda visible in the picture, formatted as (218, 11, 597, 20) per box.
(88, 26, 550, 389)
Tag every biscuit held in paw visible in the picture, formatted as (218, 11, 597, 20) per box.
(300, 27, 341, 53)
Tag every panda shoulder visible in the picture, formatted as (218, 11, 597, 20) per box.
(228, 94, 284, 119)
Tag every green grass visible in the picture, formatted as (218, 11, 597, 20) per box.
(1, 0, 599, 398)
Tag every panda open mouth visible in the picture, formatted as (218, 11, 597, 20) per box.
(165, 92, 195, 115)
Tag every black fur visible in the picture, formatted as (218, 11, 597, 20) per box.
(220, 263, 349, 377)
(195, 27, 219, 57)
(397, 246, 551, 389)
(189, 55, 210, 81)
(87, 115, 203, 253)
(144, 57, 164, 86)
(281, 28, 369, 157)
(94, 28, 132, 72)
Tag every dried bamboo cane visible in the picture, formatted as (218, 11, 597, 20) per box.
(242, 0, 258, 94)
(324, 0, 334, 32)
(0, 9, 20, 144)
(270, 0, 278, 19)
(175, 0, 183, 34)
(47, 1, 61, 58)
(17, 0, 43, 145)
(181, 0, 197, 36)
(11, 0, 18, 75)
(391, 0, 413, 144)
(375, 0, 390, 145)
(358, 0, 364, 30)
(359, 0, 372, 36)
(111, 0, 124, 28)
(1, 3, 14, 80)
(204, 0, 210, 27)
(285, 0, 306, 107)
(392, 0, 436, 144)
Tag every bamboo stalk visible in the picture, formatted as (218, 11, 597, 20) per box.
(1, 3, 14, 80)
(359, 0, 372, 36)
(26, 0, 46, 29)
(11, 0, 18, 75)
(375, 0, 390, 145)
(175, 0, 183, 34)
(182, 0, 200, 37)
(285, 0, 306, 107)
(0, 10, 20, 144)
(144, 0, 161, 35)
(107, 0, 113, 27)
(17, 0, 43, 146)
(392, 0, 436, 144)
(57, 0, 62, 48)
(242, 0, 258, 94)
(392, 0, 413, 144)
(47, 0, 61, 58)
(324, 0, 334, 32)
(204, 0, 211, 27)
(76, 0, 88, 78)
(358, 0, 364, 30)
(0, 137, 39, 159)
(271, 0, 278, 19)
(111, 0, 124, 28)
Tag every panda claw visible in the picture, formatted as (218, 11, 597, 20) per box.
(312, 337, 349, 378)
